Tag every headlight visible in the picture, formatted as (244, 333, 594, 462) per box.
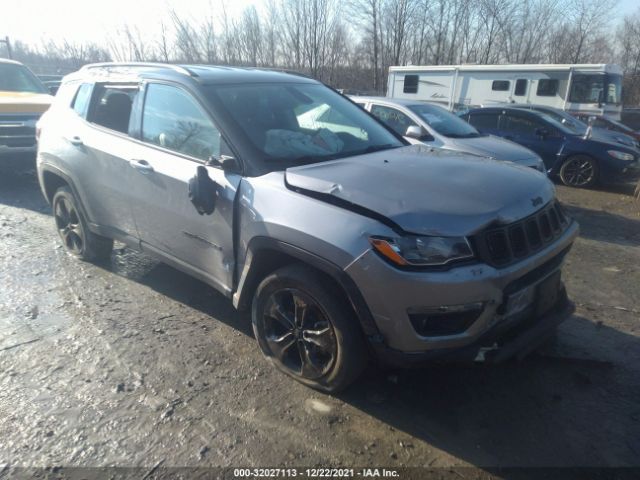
(369, 235, 474, 267)
(608, 150, 635, 161)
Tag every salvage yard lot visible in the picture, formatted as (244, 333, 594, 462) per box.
(0, 162, 639, 472)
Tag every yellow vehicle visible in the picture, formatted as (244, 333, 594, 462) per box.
(0, 58, 53, 158)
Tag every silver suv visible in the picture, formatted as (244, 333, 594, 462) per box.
(37, 63, 578, 391)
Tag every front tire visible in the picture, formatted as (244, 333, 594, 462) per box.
(252, 264, 368, 392)
(559, 155, 598, 188)
(52, 186, 113, 262)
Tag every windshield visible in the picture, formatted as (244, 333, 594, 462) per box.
(537, 108, 587, 135)
(408, 103, 480, 138)
(569, 73, 623, 106)
(206, 83, 403, 166)
(606, 117, 633, 132)
(537, 113, 575, 135)
(0, 63, 48, 94)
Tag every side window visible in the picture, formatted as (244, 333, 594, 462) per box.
(403, 75, 419, 94)
(72, 83, 93, 117)
(370, 104, 417, 136)
(467, 113, 498, 130)
(536, 79, 559, 97)
(492, 80, 510, 92)
(142, 83, 225, 161)
(503, 114, 543, 135)
(514, 79, 528, 96)
(89, 85, 138, 134)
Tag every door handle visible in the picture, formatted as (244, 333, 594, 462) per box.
(129, 159, 154, 174)
(66, 136, 83, 146)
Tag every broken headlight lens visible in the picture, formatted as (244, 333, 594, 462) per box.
(369, 235, 474, 267)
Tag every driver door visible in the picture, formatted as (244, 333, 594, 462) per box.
(500, 112, 564, 169)
(127, 82, 241, 295)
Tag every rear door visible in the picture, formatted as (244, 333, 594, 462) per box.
(126, 82, 241, 295)
(76, 83, 141, 243)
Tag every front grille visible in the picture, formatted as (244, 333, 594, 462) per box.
(475, 202, 570, 268)
(0, 114, 38, 145)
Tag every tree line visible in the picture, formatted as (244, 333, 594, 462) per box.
(4, 0, 640, 104)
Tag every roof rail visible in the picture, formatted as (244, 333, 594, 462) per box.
(80, 62, 195, 77)
(247, 67, 313, 79)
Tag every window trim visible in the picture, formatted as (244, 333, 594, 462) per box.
(137, 80, 242, 172)
(491, 80, 510, 92)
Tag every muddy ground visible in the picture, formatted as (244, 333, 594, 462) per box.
(0, 161, 639, 477)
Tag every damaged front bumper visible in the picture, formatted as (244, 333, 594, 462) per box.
(370, 287, 574, 367)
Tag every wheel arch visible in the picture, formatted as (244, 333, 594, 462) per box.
(39, 164, 94, 225)
(233, 237, 382, 339)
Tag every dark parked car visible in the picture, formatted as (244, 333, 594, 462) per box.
(462, 107, 640, 188)
(572, 113, 640, 144)
(621, 108, 640, 131)
(508, 104, 639, 150)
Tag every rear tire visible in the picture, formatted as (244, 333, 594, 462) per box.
(252, 264, 368, 392)
(52, 186, 113, 263)
(559, 155, 598, 188)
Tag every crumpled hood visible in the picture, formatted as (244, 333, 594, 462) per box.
(0, 92, 52, 114)
(285, 145, 555, 237)
(447, 134, 539, 163)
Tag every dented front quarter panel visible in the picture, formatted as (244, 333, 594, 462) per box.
(236, 172, 392, 273)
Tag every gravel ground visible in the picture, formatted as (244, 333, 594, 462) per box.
(0, 162, 639, 477)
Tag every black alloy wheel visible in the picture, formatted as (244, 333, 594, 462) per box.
(559, 155, 598, 187)
(54, 194, 85, 255)
(261, 288, 337, 380)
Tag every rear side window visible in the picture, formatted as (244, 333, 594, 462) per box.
(503, 114, 544, 134)
(403, 75, 419, 94)
(492, 80, 510, 91)
(89, 85, 138, 134)
(514, 79, 527, 96)
(537, 79, 559, 96)
(370, 104, 418, 136)
(72, 83, 93, 117)
(142, 83, 226, 161)
(467, 112, 499, 130)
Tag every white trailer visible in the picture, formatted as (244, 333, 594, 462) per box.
(387, 64, 624, 120)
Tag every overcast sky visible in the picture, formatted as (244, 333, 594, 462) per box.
(0, 0, 258, 46)
(1, 0, 638, 47)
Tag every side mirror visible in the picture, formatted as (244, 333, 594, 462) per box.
(207, 154, 240, 173)
(405, 125, 434, 142)
(188, 166, 217, 215)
